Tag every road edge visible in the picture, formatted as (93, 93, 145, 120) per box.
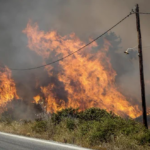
(0, 132, 91, 150)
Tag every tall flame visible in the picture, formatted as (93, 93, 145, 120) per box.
(0, 67, 19, 112)
(23, 21, 141, 118)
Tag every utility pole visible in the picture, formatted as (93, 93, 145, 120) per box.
(135, 4, 148, 129)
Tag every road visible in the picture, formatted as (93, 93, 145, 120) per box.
(0, 132, 91, 150)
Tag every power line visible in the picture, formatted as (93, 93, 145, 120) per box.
(132, 10, 150, 15)
(138, 12, 150, 15)
(10, 12, 133, 71)
(127, 45, 150, 50)
(143, 46, 150, 49)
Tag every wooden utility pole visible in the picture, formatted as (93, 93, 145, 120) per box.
(135, 4, 148, 129)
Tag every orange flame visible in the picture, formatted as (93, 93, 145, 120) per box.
(23, 21, 141, 118)
(33, 95, 41, 104)
(0, 67, 19, 112)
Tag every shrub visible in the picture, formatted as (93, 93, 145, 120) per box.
(51, 108, 79, 124)
(78, 108, 112, 121)
(138, 130, 150, 145)
(51, 108, 114, 124)
(119, 118, 145, 136)
(79, 122, 92, 136)
(66, 118, 76, 130)
(88, 119, 118, 145)
(32, 121, 47, 133)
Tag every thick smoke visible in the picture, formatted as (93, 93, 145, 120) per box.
(0, 0, 150, 117)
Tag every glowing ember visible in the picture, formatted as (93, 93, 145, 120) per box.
(23, 21, 141, 118)
(0, 67, 19, 112)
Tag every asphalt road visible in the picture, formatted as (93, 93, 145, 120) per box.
(0, 132, 91, 150)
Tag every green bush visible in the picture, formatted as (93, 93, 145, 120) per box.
(138, 130, 150, 145)
(79, 122, 92, 136)
(79, 113, 147, 146)
(51, 108, 79, 124)
(78, 108, 111, 121)
(32, 121, 47, 133)
(66, 118, 76, 130)
(87, 119, 118, 144)
(89, 129, 106, 145)
(51, 108, 115, 124)
(111, 117, 146, 137)
(33, 108, 150, 146)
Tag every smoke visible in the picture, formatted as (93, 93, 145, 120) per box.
(1, 99, 43, 120)
(0, 0, 150, 116)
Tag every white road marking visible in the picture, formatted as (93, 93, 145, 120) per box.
(0, 132, 91, 150)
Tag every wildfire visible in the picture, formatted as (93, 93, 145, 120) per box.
(23, 21, 142, 118)
(0, 66, 19, 112)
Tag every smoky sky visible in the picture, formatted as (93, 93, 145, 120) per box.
(0, 0, 150, 109)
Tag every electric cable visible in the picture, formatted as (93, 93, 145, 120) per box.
(10, 12, 133, 71)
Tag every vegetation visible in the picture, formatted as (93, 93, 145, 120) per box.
(0, 108, 150, 150)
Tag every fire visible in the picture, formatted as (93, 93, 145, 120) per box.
(33, 95, 41, 104)
(0, 66, 19, 112)
(23, 21, 141, 118)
